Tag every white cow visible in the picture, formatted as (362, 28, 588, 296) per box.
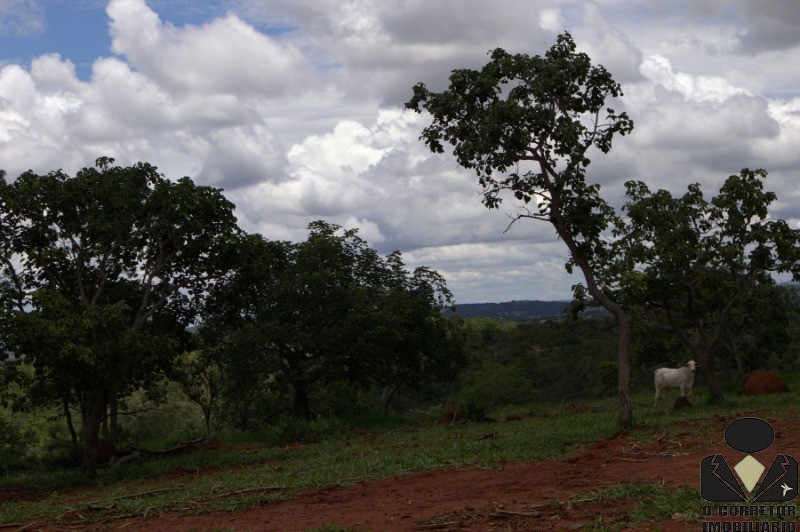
(653, 360, 697, 408)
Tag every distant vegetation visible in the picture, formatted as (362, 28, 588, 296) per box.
(450, 300, 569, 321)
(449, 300, 609, 321)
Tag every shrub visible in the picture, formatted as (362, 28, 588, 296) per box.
(0, 411, 25, 473)
(456, 362, 539, 419)
(595, 360, 618, 398)
(261, 418, 349, 446)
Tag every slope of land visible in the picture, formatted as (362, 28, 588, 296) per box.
(21, 408, 800, 531)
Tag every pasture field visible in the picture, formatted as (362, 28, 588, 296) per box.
(1, 378, 799, 530)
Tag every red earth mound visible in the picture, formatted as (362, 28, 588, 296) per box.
(743, 370, 789, 395)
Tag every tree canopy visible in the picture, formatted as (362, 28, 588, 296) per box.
(0, 157, 239, 475)
(202, 221, 464, 421)
(619, 169, 800, 401)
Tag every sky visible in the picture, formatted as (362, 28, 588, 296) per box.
(1, 0, 800, 304)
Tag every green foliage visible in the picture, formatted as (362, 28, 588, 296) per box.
(202, 222, 464, 421)
(0, 157, 240, 474)
(260, 417, 349, 447)
(0, 403, 81, 472)
(406, 31, 632, 283)
(0, 410, 25, 473)
(620, 169, 800, 401)
(4, 387, 800, 526)
(456, 317, 618, 409)
(120, 383, 206, 446)
(576, 482, 701, 525)
(171, 350, 225, 433)
(457, 362, 539, 418)
(595, 360, 618, 398)
(407, 31, 637, 428)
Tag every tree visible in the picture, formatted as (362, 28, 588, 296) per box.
(620, 169, 800, 402)
(0, 158, 239, 475)
(406, 32, 636, 427)
(716, 283, 794, 380)
(172, 349, 225, 434)
(203, 222, 463, 420)
(363, 254, 465, 416)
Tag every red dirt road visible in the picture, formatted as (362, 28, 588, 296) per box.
(33, 412, 800, 531)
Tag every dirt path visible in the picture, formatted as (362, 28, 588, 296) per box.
(34, 412, 800, 531)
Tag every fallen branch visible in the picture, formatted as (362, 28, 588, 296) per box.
(643, 451, 688, 458)
(411, 523, 461, 530)
(110, 450, 141, 469)
(188, 485, 287, 503)
(86, 503, 115, 512)
(620, 450, 689, 458)
(490, 509, 542, 518)
(523, 503, 551, 510)
(143, 438, 205, 455)
(85, 487, 182, 505)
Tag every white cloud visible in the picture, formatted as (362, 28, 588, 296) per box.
(639, 55, 750, 103)
(538, 8, 565, 32)
(107, 0, 308, 97)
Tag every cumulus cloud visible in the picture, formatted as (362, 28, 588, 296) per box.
(237, 0, 562, 104)
(639, 55, 750, 103)
(107, 0, 307, 97)
(1, 1, 295, 191)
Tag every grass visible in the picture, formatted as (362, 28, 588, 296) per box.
(572, 481, 702, 528)
(1, 380, 799, 527)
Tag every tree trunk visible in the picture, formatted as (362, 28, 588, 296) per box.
(547, 194, 634, 431)
(108, 396, 119, 444)
(292, 385, 311, 420)
(203, 404, 212, 434)
(702, 352, 725, 403)
(615, 313, 634, 429)
(101, 407, 109, 441)
(63, 398, 78, 449)
(380, 384, 399, 417)
(723, 356, 732, 382)
(81, 391, 108, 477)
(569, 257, 634, 429)
(731, 347, 746, 382)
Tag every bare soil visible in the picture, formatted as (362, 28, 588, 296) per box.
(16, 411, 800, 531)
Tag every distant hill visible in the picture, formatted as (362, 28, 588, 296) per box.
(449, 300, 571, 321)
(453, 284, 800, 323)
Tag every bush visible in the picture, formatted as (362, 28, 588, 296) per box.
(456, 362, 539, 419)
(0, 411, 25, 473)
(595, 360, 618, 398)
(261, 417, 349, 446)
(121, 383, 206, 446)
